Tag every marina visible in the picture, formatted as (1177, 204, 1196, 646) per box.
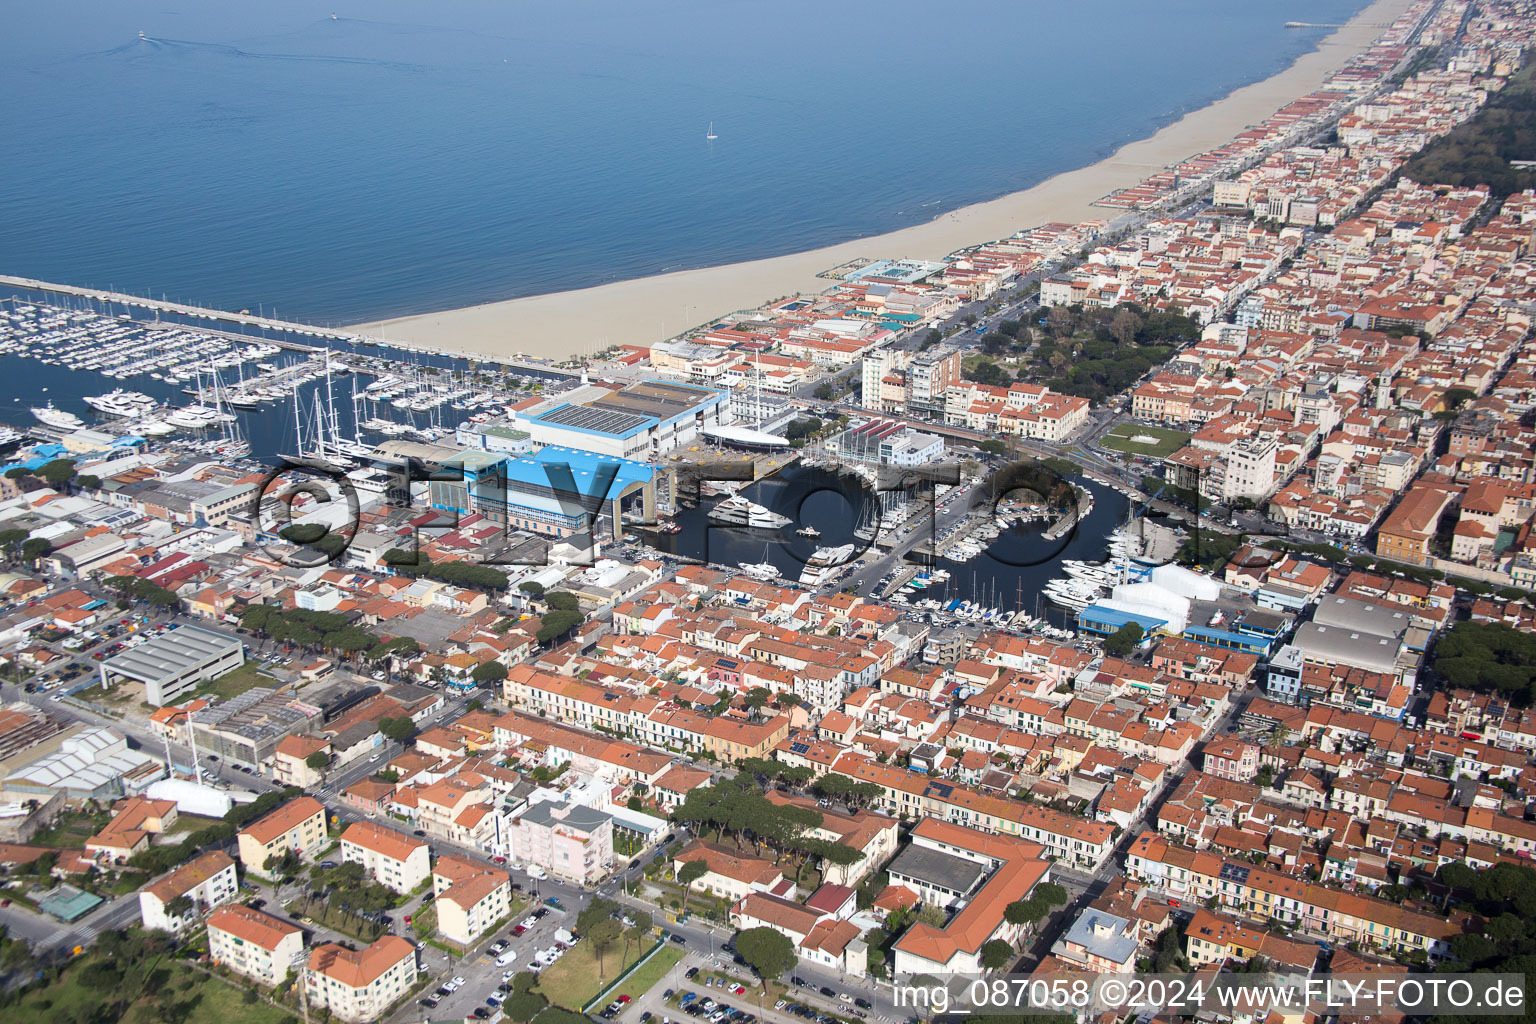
(2, 288, 1152, 642)
(0, 296, 582, 466)
(641, 462, 1133, 627)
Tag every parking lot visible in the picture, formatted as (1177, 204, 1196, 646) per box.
(624, 952, 882, 1024)
(416, 897, 588, 1021)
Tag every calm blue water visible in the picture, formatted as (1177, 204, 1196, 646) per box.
(1, 0, 1366, 326)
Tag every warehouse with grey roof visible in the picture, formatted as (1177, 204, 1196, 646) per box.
(99, 626, 245, 706)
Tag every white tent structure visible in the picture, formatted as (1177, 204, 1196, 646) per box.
(1149, 563, 1222, 601)
(1102, 581, 1192, 634)
(144, 778, 234, 818)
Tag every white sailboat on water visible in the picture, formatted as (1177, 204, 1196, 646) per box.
(705, 121, 718, 140)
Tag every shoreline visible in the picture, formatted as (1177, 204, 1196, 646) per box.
(355, 0, 1416, 362)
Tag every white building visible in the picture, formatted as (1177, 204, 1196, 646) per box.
(339, 821, 432, 894)
(305, 936, 419, 1023)
(1223, 436, 1278, 502)
(139, 850, 239, 933)
(208, 904, 305, 986)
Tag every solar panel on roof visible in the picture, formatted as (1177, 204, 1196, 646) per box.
(539, 403, 652, 435)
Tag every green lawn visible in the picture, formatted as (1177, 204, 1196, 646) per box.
(1099, 423, 1191, 459)
(536, 937, 653, 1010)
(196, 661, 273, 700)
(286, 896, 385, 943)
(166, 813, 225, 836)
(411, 902, 438, 940)
(605, 946, 683, 1006)
(123, 963, 297, 1024)
(15, 957, 293, 1024)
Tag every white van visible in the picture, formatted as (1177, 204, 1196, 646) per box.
(496, 951, 518, 967)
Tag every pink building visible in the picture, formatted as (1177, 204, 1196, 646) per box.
(1201, 735, 1259, 781)
(506, 799, 614, 886)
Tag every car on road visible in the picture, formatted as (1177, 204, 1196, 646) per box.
(854, 999, 872, 1010)
(837, 995, 852, 1004)
(669, 933, 686, 945)
(512, 924, 527, 936)
(421, 997, 438, 1008)
(819, 988, 836, 999)
(452, 976, 466, 987)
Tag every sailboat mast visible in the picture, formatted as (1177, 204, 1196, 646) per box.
(324, 352, 339, 457)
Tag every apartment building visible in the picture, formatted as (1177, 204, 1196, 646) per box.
(271, 734, 332, 788)
(339, 821, 432, 894)
(236, 796, 328, 878)
(432, 854, 513, 947)
(506, 798, 614, 886)
(413, 774, 496, 847)
(138, 850, 239, 933)
(305, 936, 418, 1023)
(207, 904, 305, 986)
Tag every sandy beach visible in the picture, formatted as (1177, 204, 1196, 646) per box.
(357, 0, 1416, 362)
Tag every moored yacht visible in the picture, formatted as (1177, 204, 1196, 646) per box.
(707, 494, 791, 529)
(799, 543, 855, 586)
(83, 389, 156, 418)
(31, 402, 84, 431)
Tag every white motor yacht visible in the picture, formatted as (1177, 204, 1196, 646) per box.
(31, 402, 84, 431)
(708, 495, 791, 529)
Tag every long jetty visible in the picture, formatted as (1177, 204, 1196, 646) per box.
(0, 274, 580, 377)
(0, 274, 367, 347)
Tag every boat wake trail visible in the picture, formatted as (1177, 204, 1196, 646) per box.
(122, 35, 427, 74)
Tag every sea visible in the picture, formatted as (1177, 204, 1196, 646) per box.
(2, 0, 1368, 327)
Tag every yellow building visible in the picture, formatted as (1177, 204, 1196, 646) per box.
(237, 796, 328, 877)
